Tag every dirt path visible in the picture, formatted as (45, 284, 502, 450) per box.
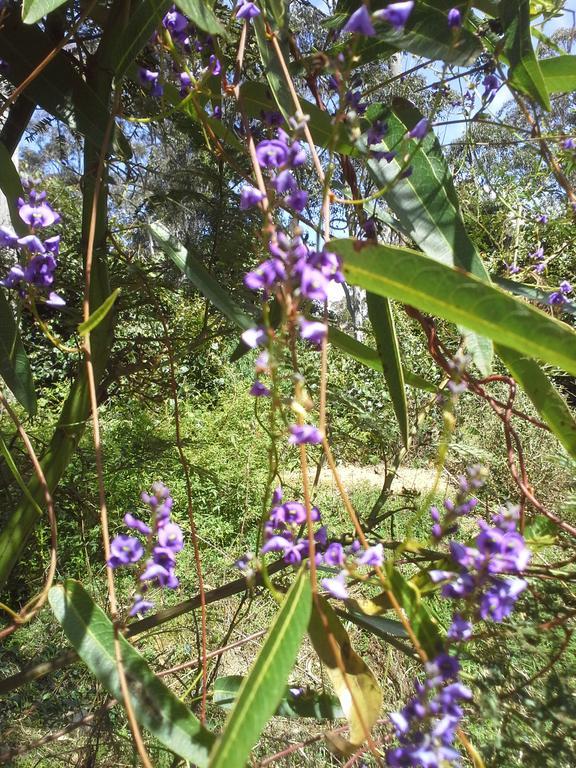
(294, 463, 454, 496)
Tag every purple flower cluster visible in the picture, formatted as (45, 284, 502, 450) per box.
(108, 483, 184, 616)
(138, 5, 222, 103)
(548, 280, 572, 306)
(430, 465, 485, 540)
(320, 539, 384, 600)
(343, 2, 414, 36)
(387, 654, 472, 767)
(1, 184, 64, 307)
(260, 486, 327, 565)
(431, 504, 530, 623)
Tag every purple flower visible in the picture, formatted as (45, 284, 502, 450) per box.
(0, 264, 25, 289)
(321, 572, 349, 600)
(482, 73, 499, 100)
(240, 185, 265, 210)
(367, 120, 388, 146)
(406, 117, 429, 140)
(23, 253, 57, 287)
(0, 226, 18, 247)
(288, 424, 323, 445)
(157, 522, 184, 552)
(250, 380, 271, 397)
(357, 543, 384, 567)
(323, 542, 345, 567)
(18, 195, 60, 229)
(209, 55, 221, 76)
(241, 326, 267, 348)
(286, 189, 308, 212)
(374, 1, 414, 29)
(479, 578, 527, 622)
(236, 0, 260, 20)
(447, 8, 461, 28)
(299, 318, 327, 346)
(139, 68, 159, 86)
(124, 513, 152, 536)
(45, 291, 65, 307)
(17, 235, 46, 253)
(562, 138, 576, 150)
(447, 614, 472, 642)
(343, 6, 375, 36)
(179, 71, 192, 94)
(129, 597, 154, 616)
(163, 7, 188, 35)
(244, 258, 285, 292)
(255, 139, 289, 168)
(560, 280, 572, 294)
(108, 535, 144, 568)
(272, 169, 297, 194)
(299, 265, 329, 301)
(530, 245, 544, 261)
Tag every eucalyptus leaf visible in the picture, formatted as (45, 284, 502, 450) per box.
(362, 98, 494, 373)
(177, 0, 226, 37)
(500, 0, 550, 110)
(210, 571, 312, 768)
(22, 0, 68, 24)
(366, 293, 409, 445)
(0, 292, 37, 415)
(308, 597, 382, 750)
(149, 221, 255, 330)
(539, 54, 576, 94)
(49, 580, 214, 765)
(331, 239, 576, 377)
(0, 142, 27, 235)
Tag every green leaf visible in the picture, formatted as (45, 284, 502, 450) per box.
(330, 238, 576, 377)
(500, 0, 551, 110)
(374, 1, 482, 65)
(99, 0, 170, 79)
(366, 293, 409, 445)
(210, 570, 312, 768)
(48, 580, 214, 765)
(214, 675, 344, 719)
(494, 275, 576, 316)
(0, 143, 27, 235)
(327, 325, 437, 392)
(0, 292, 37, 415)
(496, 345, 576, 462)
(78, 288, 121, 336)
(0, 432, 43, 516)
(253, 15, 292, 123)
(177, 0, 226, 37)
(149, 221, 255, 330)
(308, 596, 382, 750)
(362, 98, 493, 373)
(22, 0, 68, 24)
(539, 55, 576, 94)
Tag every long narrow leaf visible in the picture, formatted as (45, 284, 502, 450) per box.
(210, 570, 312, 768)
(149, 221, 255, 330)
(49, 580, 214, 765)
(539, 54, 576, 94)
(330, 238, 576, 377)
(308, 596, 382, 751)
(501, 0, 550, 110)
(0, 292, 36, 415)
(366, 293, 409, 445)
(363, 98, 493, 372)
(0, 142, 27, 235)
